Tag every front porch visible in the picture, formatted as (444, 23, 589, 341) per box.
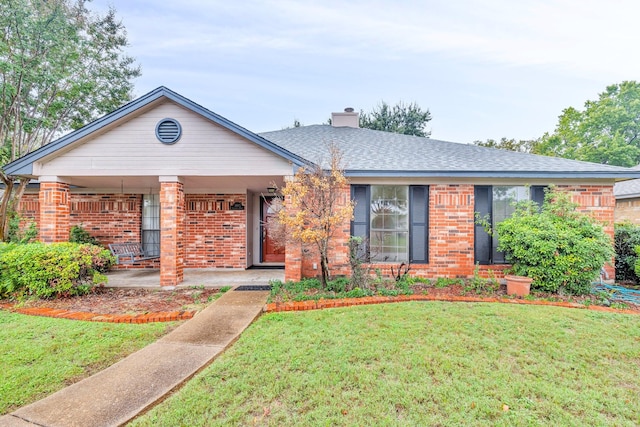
(106, 268, 285, 289)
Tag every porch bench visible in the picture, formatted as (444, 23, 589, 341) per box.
(108, 243, 159, 265)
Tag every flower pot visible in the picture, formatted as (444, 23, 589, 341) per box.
(505, 275, 533, 297)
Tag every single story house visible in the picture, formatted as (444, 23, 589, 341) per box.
(5, 87, 640, 287)
(614, 165, 640, 224)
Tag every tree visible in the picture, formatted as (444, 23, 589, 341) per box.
(474, 137, 540, 153)
(282, 119, 302, 129)
(360, 101, 431, 137)
(273, 145, 354, 288)
(0, 0, 140, 240)
(536, 81, 640, 166)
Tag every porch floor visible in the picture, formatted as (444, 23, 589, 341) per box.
(106, 268, 285, 289)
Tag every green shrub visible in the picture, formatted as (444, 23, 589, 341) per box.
(7, 212, 37, 244)
(345, 287, 371, 298)
(435, 277, 463, 288)
(465, 264, 500, 294)
(69, 224, 100, 245)
(326, 276, 350, 293)
(0, 242, 115, 299)
(0, 242, 17, 257)
(496, 189, 613, 295)
(614, 222, 640, 283)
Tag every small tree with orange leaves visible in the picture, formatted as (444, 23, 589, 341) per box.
(272, 145, 354, 288)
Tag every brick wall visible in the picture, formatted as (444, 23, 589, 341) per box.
(17, 193, 39, 229)
(283, 185, 351, 281)
(346, 185, 477, 280)
(289, 183, 617, 282)
(70, 194, 143, 245)
(70, 194, 157, 269)
(19, 182, 616, 280)
(19, 193, 158, 268)
(558, 184, 615, 278)
(615, 198, 640, 224)
(18, 192, 249, 270)
(185, 194, 247, 268)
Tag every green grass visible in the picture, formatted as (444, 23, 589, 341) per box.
(0, 311, 176, 414)
(131, 302, 640, 426)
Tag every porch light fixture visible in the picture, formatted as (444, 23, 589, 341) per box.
(267, 187, 277, 194)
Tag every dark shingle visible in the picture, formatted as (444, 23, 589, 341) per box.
(260, 125, 640, 178)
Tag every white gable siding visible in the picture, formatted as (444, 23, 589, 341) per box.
(34, 101, 292, 177)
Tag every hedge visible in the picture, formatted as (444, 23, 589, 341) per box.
(0, 242, 114, 299)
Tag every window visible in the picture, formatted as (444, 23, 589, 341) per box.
(351, 185, 429, 263)
(142, 194, 160, 256)
(474, 185, 545, 264)
(370, 186, 408, 262)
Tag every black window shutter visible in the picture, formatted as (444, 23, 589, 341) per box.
(351, 185, 370, 239)
(409, 186, 429, 263)
(474, 186, 492, 264)
(531, 185, 546, 208)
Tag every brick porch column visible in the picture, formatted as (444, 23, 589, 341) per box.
(285, 240, 303, 282)
(283, 190, 303, 282)
(159, 177, 185, 288)
(39, 179, 70, 243)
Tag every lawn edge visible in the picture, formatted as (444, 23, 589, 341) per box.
(264, 294, 640, 315)
(0, 303, 195, 323)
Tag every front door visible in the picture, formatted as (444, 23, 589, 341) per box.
(262, 197, 285, 263)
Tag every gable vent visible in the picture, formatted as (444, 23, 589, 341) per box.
(155, 118, 182, 144)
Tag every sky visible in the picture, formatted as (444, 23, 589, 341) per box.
(91, 0, 640, 144)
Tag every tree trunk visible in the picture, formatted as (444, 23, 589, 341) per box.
(0, 177, 29, 242)
(0, 177, 14, 242)
(320, 252, 331, 289)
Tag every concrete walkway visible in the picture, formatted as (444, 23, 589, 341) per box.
(106, 268, 284, 288)
(0, 289, 270, 427)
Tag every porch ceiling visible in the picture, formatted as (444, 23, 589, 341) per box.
(60, 175, 286, 194)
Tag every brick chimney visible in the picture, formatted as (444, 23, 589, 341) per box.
(331, 107, 359, 128)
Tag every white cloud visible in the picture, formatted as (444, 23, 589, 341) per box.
(90, 0, 640, 142)
(101, 0, 640, 78)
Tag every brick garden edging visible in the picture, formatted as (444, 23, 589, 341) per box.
(0, 303, 195, 323)
(264, 294, 640, 316)
(4, 293, 637, 323)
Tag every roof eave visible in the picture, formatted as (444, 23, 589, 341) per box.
(615, 193, 640, 200)
(343, 170, 640, 179)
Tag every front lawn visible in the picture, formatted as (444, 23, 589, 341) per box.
(130, 302, 640, 426)
(0, 311, 176, 414)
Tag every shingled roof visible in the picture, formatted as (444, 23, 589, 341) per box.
(260, 125, 639, 179)
(614, 165, 640, 199)
(4, 86, 640, 182)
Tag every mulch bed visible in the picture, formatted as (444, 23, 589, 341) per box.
(2, 287, 222, 316)
(2, 284, 639, 323)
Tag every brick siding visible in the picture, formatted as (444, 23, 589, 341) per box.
(557, 184, 615, 279)
(614, 198, 640, 224)
(287, 183, 617, 282)
(185, 194, 246, 268)
(19, 192, 249, 272)
(19, 182, 616, 282)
